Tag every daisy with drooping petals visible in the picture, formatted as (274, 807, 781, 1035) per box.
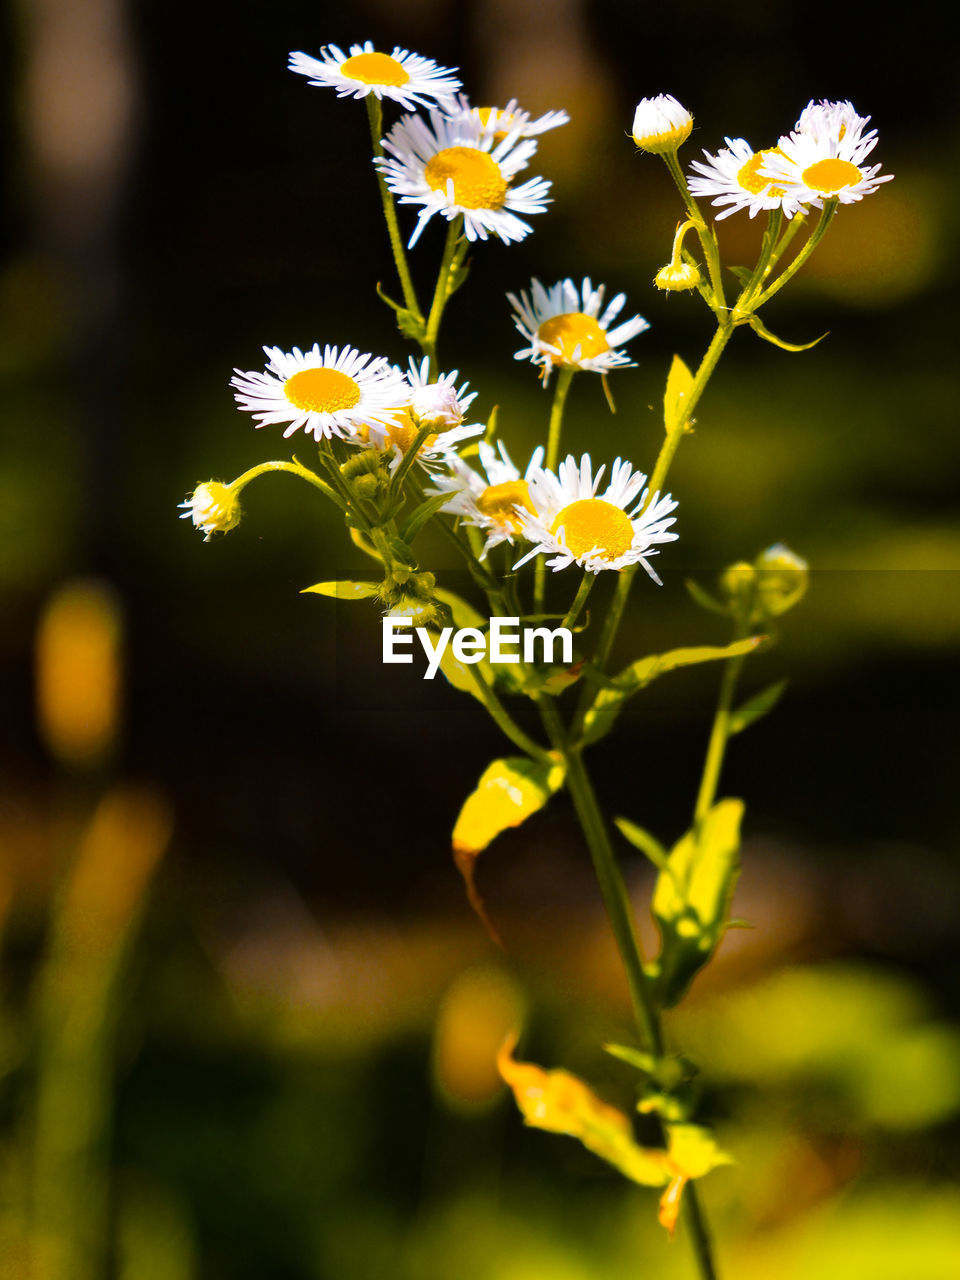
(356, 357, 483, 471)
(450, 95, 570, 141)
(377, 108, 552, 247)
(631, 95, 693, 154)
(514, 454, 678, 579)
(288, 42, 461, 111)
(430, 440, 545, 557)
(688, 138, 808, 220)
(508, 278, 650, 382)
(760, 101, 892, 209)
(231, 345, 409, 442)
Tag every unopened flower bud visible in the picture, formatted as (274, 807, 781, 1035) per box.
(754, 543, 808, 618)
(410, 380, 464, 429)
(720, 561, 756, 608)
(632, 95, 693, 154)
(179, 481, 242, 541)
(655, 261, 701, 292)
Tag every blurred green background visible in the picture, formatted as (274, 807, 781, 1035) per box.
(2, 0, 960, 1276)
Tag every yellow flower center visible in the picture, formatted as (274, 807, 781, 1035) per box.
(359, 411, 437, 453)
(537, 313, 610, 365)
(801, 157, 862, 192)
(476, 107, 514, 143)
(424, 147, 508, 210)
(475, 480, 533, 531)
(736, 148, 786, 197)
(284, 368, 361, 413)
(340, 52, 410, 87)
(552, 499, 634, 561)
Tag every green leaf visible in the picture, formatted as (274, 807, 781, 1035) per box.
(301, 580, 379, 600)
(748, 314, 828, 352)
(613, 817, 671, 874)
(453, 757, 565, 942)
(652, 799, 744, 1007)
(685, 578, 730, 615)
(727, 265, 753, 284)
(603, 1042, 659, 1075)
(425, 588, 492, 700)
(400, 491, 451, 542)
(664, 354, 695, 435)
(449, 261, 471, 297)
(375, 282, 426, 343)
(581, 637, 764, 745)
(729, 679, 788, 735)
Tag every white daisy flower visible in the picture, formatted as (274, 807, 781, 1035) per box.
(688, 137, 807, 220)
(514, 454, 678, 579)
(430, 440, 545, 557)
(356, 357, 483, 471)
(631, 95, 693, 154)
(793, 99, 877, 153)
(288, 42, 461, 111)
(231, 344, 409, 443)
(507, 277, 649, 382)
(179, 481, 242, 540)
(377, 108, 552, 247)
(450, 95, 570, 141)
(760, 102, 892, 209)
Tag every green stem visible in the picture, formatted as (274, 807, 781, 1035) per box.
(753, 199, 838, 308)
(534, 368, 576, 615)
(762, 209, 806, 277)
(561, 571, 594, 632)
(539, 699, 663, 1055)
(469, 665, 551, 763)
(683, 1188, 719, 1280)
(662, 150, 726, 311)
(693, 616, 749, 824)
(572, 320, 735, 738)
(232, 458, 344, 508)
(366, 95, 422, 320)
(424, 216, 467, 366)
(734, 208, 783, 313)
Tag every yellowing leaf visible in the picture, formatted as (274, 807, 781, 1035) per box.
(653, 799, 745, 1006)
(497, 1034, 672, 1186)
(658, 1175, 687, 1237)
(301, 580, 379, 600)
(453, 757, 564, 942)
(664, 354, 694, 435)
(498, 1037, 733, 1216)
(748, 314, 828, 352)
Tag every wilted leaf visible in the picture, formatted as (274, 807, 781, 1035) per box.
(652, 799, 744, 1006)
(729, 679, 787, 735)
(499, 1037, 733, 1220)
(301, 580, 380, 600)
(581, 638, 764, 744)
(453, 757, 564, 942)
(664, 354, 694, 435)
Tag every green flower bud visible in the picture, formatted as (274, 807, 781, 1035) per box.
(754, 543, 808, 618)
(655, 261, 701, 292)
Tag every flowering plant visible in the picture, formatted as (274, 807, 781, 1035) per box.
(181, 44, 891, 1276)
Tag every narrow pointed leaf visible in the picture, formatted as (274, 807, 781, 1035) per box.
(664, 354, 695, 435)
(685, 578, 730, 615)
(613, 817, 671, 874)
(301, 580, 380, 600)
(729, 679, 788, 735)
(400, 491, 451, 542)
(581, 637, 764, 745)
(748, 314, 828, 352)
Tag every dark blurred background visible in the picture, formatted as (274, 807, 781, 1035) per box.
(2, 1, 960, 1276)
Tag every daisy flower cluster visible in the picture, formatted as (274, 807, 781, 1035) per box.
(432, 446, 678, 580)
(227, 344, 481, 469)
(289, 39, 566, 248)
(687, 97, 893, 220)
